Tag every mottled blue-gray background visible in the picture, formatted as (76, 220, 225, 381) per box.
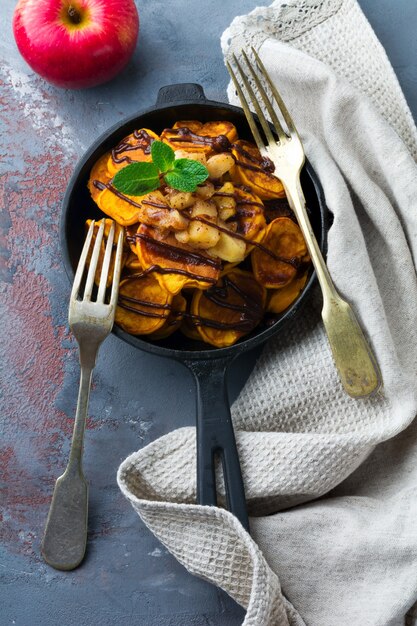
(1, 1, 416, 624)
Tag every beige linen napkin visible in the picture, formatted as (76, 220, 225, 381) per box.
(118, 1, 417, 624)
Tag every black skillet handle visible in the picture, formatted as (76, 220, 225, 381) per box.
(184, 356, 249, 533)
(156, 83, 207, 105)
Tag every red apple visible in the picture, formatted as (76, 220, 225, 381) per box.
(12, 0, 139, 89)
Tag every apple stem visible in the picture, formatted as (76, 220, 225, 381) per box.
(67, 6, 82, 24)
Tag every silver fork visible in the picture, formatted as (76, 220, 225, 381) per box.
(227, 49, 381, 398)
(41, 219, 124, 570)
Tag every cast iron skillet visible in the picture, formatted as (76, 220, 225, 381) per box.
(61, 83, 329, 532)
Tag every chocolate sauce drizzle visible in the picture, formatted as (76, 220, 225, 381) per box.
(118, 293, 171, 318)
(123, 260, 218, 285)
(164, 127, 231, 152)
(231, 142, 275, 174)
(203, 275, 263, 319)
(141, 199, 170, 209)
(118, 273, 263, 332)
(111, 129, 155, 164)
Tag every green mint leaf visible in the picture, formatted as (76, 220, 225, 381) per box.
(112, 162, 160, 196)
(151, 141, 175, 172)
(164, 158, 209, 192)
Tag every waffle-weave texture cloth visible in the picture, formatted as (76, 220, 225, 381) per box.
(118, 1, 417, 623)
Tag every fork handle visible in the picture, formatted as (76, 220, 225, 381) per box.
(321, 295, 381, 397)
(69, 362, 94, 470)
(284, 177, 381, 398)
(41, 362, 94, 570)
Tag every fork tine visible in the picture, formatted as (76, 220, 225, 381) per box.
(231, 54, 276, 147)
(226, 59, 266, 153)
(109, 228, 124, 308)
(251, 47, 299, 138)
(70, 220, 95, 301)
(96, 221, 115, 303)
(241, 50, 287, 142)
(83, 219, 105, 301)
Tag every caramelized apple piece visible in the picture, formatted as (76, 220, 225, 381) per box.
(187, 220, 220, 249)
(149, 293, 187, 340)
(173, 150, 208, 166)
(167, 190, 195, 210)
(195, 181, 215, 200)
(206, 153, 235, 179)
(107, 128, 159, 176)
(140, 191, 189, 231)
(267, 271, 309, 314)
(85, 219, 126, 288)
(208, 232, 246, 263)
(230, 140, 286, 200)
(213, 183, 266, 239)
(115, 275, 172, 335)
(208, 183, 266, 262)
(212, 182, 236, 221)
(88, 151, 113, 203)
(136, 224, 222, 295)
(191, 268, 266, 347)
(161, 120, 238, 156)
(187, 199, 220, 249)
(252, 217, 308, 288)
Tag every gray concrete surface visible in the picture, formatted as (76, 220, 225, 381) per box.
(1, 1, 416, 624)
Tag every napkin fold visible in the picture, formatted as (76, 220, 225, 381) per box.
(118, 1, 417, 624)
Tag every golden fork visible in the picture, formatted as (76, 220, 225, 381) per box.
(227, 49, 381, 398)
(41, 219, 124, 570)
